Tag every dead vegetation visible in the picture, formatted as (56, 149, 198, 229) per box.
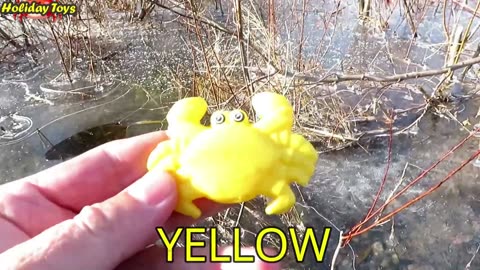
(3, 0, 480, 149)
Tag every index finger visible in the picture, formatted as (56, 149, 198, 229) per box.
(21, 130, 169, 212)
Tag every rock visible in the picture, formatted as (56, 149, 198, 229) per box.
(337, 258, 352, 270)
(372, 241, 384, 257)
(380, 257, 391, 268)
(391, 252, 400, 264)
(407, 264, 435, 270)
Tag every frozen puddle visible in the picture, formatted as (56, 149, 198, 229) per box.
(0, 114, 33, 142)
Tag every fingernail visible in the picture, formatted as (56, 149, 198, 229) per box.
(127, 170, 177, 206)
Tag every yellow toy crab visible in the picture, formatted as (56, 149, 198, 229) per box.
(147, 92, 318, 219)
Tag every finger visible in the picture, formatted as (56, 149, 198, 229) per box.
(115, 245, 282, 270)
(0, 189, 231, 248)
(163, 198, 233, 232)
(21, 130, 168, 212)
(0, 181, 76, 251)
(0, 218, 30, 253)
(0, 166, 178, 270)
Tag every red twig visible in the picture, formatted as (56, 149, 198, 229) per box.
(346, 113, 395, 241)
(366, 115, 394, 218)
(341, 127, 480, 247)
(344, 147, 480, 240)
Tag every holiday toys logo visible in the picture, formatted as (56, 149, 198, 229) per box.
(1, 1, 77, 21)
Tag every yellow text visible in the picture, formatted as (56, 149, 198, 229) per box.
(156, 226, 332, 263)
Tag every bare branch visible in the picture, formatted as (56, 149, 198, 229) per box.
(294, 55, 480, 85)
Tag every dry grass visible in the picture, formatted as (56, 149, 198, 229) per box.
(4, 0, 478, 149)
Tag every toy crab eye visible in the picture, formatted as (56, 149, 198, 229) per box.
(232, 111, 244, 122)
(212, 113, 225, 124)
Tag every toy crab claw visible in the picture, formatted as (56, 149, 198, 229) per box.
(146, 96, 209, 171)
(166, 96, 209, 137)
(251, 91, 294, 134)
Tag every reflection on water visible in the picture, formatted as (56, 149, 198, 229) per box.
(1, 1, 480, 269)
(0, 79, 172, 183)
(43, 122, 128, 161)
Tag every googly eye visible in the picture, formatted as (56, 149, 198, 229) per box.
(212, 113, 225, 125)
(232, 111, 244, 122)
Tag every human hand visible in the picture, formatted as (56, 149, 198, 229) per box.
(0, 131, 281, 270)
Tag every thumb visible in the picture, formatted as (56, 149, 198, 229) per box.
(0, 168, 178, 270)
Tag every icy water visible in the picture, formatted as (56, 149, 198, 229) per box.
(2, 0, 480, 269)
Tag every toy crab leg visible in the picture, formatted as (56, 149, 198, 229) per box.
(252, 92, 294, 134)
(264, 181, 296, 215)
(146, 141, 178, 171)
(286, 134, 318, 186)
(287, 167, 315, 187)
(175, 198, 202, 219)
(174, 177, 203, 218)
(290, 134, 318, 161)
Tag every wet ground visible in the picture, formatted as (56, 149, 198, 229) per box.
(2, 0, 480, 269)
